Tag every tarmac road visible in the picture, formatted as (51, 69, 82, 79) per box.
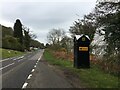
(1, 49, 73, 89)
(0, 49, 44, 88)
(26, 59, 73, 88)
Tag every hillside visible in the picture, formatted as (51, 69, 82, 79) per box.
(0, 24, 44, 51)
(0, 24, 13, 38)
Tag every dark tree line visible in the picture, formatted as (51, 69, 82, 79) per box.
(2, 19, 44, 51)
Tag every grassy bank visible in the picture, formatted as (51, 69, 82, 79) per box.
(43, 49, 119, 88)
(0, 48, 25, 59)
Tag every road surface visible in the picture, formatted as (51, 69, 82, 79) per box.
(26, 58, 72, 88)
(0, 49, 44, 88)
(0, 49, 73, 89)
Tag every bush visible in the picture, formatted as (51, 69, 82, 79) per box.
(93, 54, 119, 76)
(60, 48, 67, 52)
(2, 35, 24, 51)
(2, 37, 10, 49)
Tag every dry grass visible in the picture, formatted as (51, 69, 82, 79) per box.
(51, 48, 119, 76)
(53, 51, 74, 61)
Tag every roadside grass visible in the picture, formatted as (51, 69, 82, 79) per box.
(0, 48, 25, 59)
(43, 49, 119, 88)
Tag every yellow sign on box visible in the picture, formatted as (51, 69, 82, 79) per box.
(79, 47, 88, 51)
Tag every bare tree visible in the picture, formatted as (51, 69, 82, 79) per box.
(47, 28, 65, 45)
(61, 35, 73, 53)
(22, 25, 37, 40)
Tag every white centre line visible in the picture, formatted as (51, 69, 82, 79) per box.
(22, 50, 44, 88)
(0, 63, 15, 70)
(37, 50, 44, 61)
(34, 65, 36, 68)
(27, 74, 32, 80)
(36, 62, 38, 65)
(22, 82, 28, 89)
(31, 69, 35, 73)
(37, 60, 39, 63)
(38, 57, 41, 61)
(38, 55, 42, 61)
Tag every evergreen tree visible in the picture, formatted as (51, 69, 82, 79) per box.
(13, 19, 23, 45)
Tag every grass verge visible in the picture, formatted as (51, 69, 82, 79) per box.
(0, 48, 25, 59)
(43, 49, 119, 88)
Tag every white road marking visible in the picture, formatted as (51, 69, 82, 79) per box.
(38, 55, 42, 61)
(18, 59, 24, 62)
(31, 69, 35, 72)
(36, 62, 38, 65)
(18, 60, 21, 62)
(13, 56, 24, 61)
(0, 63, 14, 70)
(20, 56, 24, 58)
(13, 58, 17, 60)
(0, 58, 10, 62)
(0, 55, 25, 62)
(37, 50, 44, 61)
(3, 58, 9, 60)
(22, 51, 44, 88)
(38, 57, 40, 61)
(27, 74, 32, 80)
(22, 82, 28, 89)
(34, 65, 36, 68)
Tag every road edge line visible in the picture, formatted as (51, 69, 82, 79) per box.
(0, 63, 14, 70)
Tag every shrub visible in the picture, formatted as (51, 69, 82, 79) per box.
(2, 35, 24, 51)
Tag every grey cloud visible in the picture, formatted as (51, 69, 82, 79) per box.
(1, 1, 96, 43)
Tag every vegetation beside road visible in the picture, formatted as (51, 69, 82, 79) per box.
(0, 48, 25, 59)
(46, 2, 119, 78)
(44, 49, 119, 88)
(1, 20, 44, 52)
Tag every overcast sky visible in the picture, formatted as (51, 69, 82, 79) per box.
(0, 0, 97, 44)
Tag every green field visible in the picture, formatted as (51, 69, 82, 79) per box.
(0, 48, 25, 59)
(44, 49, 119, 88)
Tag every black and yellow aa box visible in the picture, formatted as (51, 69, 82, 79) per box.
(79, 47, 88, 51)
